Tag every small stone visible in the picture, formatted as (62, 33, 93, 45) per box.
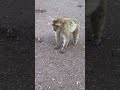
(52, 78, 55, 81)
(77, 81, 80, 85)
(77, 5, 83, 7)
(35, 9, 47, 13)
(58, 82, 62, 84)
(38, 85, 42, 89)
(38, 37, 43, 43)
(37, 21, 40, 23)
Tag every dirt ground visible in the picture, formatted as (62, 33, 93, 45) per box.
(35, 0, 85, 90)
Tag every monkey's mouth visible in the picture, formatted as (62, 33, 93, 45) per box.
(54, 29, 57, 31)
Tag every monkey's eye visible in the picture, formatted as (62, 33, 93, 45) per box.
(53, 25, 59, 28)
(52, 24, 54, 25)
(56, 24, 60, 27)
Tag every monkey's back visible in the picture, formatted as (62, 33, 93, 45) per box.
(86, 0, 100, 16)
(62, 18, 79, 33)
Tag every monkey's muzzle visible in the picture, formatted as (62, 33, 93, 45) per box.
(54, 29, 57, 31)
(52, 24, 60, 32)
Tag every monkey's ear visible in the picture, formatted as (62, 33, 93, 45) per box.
(52, 23, 54, 26)
(52, 19, 57, 24)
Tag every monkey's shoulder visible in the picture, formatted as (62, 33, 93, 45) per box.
(63, 18, 79, 23)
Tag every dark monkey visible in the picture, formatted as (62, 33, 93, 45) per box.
(86, 0, 107, 45)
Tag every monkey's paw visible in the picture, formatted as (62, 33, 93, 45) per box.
(54, 46, 60, 50)
(73, 43, 78, 46)
(60, 49, 66, 54)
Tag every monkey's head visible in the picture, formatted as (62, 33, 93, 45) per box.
(52, 18, 64, 32)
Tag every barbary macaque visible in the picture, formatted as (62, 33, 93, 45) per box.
(52, 18, 80, 53)
(86, 0, 108, 45)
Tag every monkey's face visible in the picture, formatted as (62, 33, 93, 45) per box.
(52, 19, 64, 32)
(52, 24, 61, 31)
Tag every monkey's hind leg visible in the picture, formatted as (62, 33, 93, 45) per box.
(91, 9, 106, 45)
(60, 34, 70, 53)
(73, 26, 80, 46)
(54, 32, 61, 49)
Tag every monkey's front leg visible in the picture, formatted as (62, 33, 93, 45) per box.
(91, 8, 106, 45)
(60, 34, 70, 53)
(54, 32, 60, 49)
(73, 26, 80, 46)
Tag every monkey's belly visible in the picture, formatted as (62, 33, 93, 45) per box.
(86, 0, 100, 16)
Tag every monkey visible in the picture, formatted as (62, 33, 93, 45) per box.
(86, 0, 108, 45)
(52, 18, 80, 53)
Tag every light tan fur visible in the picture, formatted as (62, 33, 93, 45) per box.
(52, 18, 80, 53)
